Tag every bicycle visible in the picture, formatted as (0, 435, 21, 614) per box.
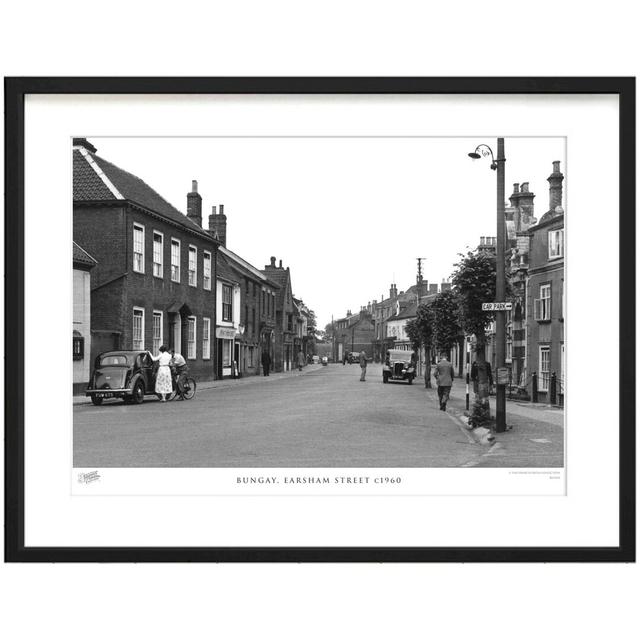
(169, 368, 197, 401)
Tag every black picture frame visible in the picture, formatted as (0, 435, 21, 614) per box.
(4, 77, 635, 562)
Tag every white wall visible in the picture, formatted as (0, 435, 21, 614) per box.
(72, 268, 91, 384)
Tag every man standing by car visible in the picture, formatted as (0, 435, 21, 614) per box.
(434, 353, 455, 411)
(359, 349, 368, 382)
(170, 349, 188, 400)
(261, 350, 271, 376)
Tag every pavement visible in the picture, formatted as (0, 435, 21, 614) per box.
(426, 380, 564, 468)
(73, 363, 564, 468)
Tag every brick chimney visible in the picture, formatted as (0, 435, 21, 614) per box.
(208, 204, 227, 246)
(509, 181, 536, 230)
(269, 256, 276, 268)
(548, 161, 564, 211)
(429, 283, 438, 295)
(186, 180, 202, 228)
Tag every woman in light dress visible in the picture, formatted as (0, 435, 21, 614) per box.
(148, 344, 173, 402)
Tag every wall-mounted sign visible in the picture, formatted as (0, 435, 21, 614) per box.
(216, 327, 236, 340)
(482, 302, 513, 311)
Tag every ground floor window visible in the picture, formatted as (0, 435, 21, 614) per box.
(202, 317, 211, 359)
(539, 345, 550, 391)
(187, 316, 196, 359)
(152, 311, 162, 354)
(133, 307, 144, 350)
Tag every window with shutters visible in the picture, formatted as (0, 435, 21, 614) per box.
(534, 283, 552, 321)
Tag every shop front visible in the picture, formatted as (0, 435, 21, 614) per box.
(216, 326, 236, 379)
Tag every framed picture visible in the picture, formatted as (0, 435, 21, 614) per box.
(5, 77, 635, 562)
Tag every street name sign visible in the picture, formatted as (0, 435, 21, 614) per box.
(482, 302, 512, 311)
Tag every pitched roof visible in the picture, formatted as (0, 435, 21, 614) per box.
(261, 266, 291, 305)
(73, 145, 212, 239)
(216, 251, 240, 284)
(221, 246, 280, 289)
(73, 241, 98, 267)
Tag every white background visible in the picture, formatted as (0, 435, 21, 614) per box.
(1, 2, 638, 640)
(28, 95, 603, 546)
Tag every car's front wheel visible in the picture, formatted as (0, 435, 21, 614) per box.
(90, 395, 103, 406)
(408, 376, 413, 385)
(132, 379, 145, 404)
(383, 373, 389, 383)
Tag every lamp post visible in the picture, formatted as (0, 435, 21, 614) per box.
(468, 139, 507, 432)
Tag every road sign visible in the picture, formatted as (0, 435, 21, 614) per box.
(482, 302, 512, 311)
(497, 367, 510, 385)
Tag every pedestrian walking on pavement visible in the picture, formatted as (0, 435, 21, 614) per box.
(359, 349, 368, 381)
(261, 350, 271, 376)
(434, 353, 455, 411)
(148, 345, 173, 402)
(297, 348, 305, 371)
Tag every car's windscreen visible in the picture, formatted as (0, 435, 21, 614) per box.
(99, 355, 131, 366)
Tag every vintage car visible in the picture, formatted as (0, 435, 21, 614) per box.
(312, 355, 320, 364)
(321, 355, 329, 366)
(85, 350, 157, 405)
(382, 349, 417, 384)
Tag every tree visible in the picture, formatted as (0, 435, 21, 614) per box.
(450, 249, 501, 423)
(405, 302, 435, 388)
(431, 289, 462, 358)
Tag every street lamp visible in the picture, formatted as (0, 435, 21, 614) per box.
(468, 139, 507, 433)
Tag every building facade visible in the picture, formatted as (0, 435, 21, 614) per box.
(73, 242, 97, 393)
(221, 246, 279, 377)
(526, 161, 565, 403)
(73, 139, 220, 382)
(262, 257, 296, 372)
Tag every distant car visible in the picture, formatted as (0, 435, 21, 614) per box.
(321, 356, 329, 366)
(312, 355, 320, 364)
(347, 352, 359, 364)
(85, 350, 157, 405)
(382, 349, 416, 384)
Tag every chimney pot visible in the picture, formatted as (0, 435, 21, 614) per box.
(279, 259, 283, 268)
(547, 160, 564, 211)
(270, 256, 276, 267)
(520, 182, 529, 192)
(186, 180, 203, 228)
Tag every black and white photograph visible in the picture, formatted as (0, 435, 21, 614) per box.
(73, 135, 566, 473)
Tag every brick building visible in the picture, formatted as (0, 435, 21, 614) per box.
(73, 242, 97, 393)
(262, 257, 296, 372)
(333, 308, 375, 361)
(219, 245, 279, 377)
(526, 161, 565, 403)
(73, 139, 220, 382)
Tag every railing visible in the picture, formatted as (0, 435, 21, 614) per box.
(531, 371, 564, 407)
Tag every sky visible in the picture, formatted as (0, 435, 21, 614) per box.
(89, 136, 565, 329)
